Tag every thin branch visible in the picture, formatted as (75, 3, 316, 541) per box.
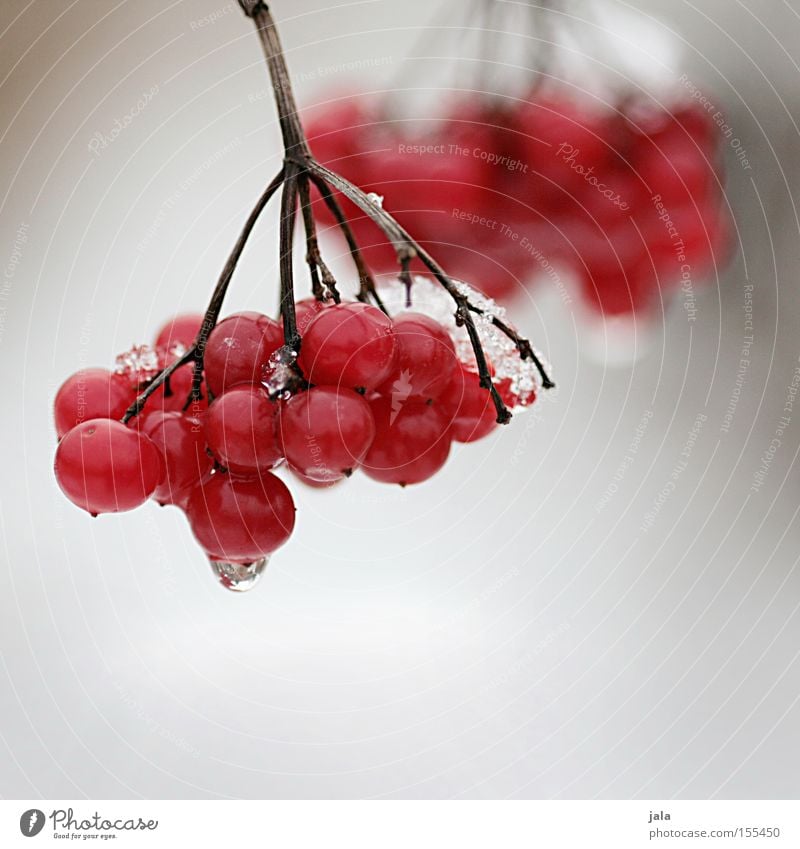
(297, 174, 340, 303)
(306, 172, 386, 314)
(122, 5, 551, 441)
(185, 167, 286, 405)
(468, 304, 555, 388)
(240, 1, 308, 158)
(120, 169, 285, 422)
(306, 160, 554, 418)
(240, 0, 551, 421)
(121, 348, 195, 424)
(279, 162, 301, 350)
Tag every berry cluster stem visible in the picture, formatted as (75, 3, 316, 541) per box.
(122, 168, 285, 423)
(122, 0, 552, 426)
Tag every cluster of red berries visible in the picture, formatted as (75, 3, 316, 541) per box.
(306, 89, 731, 313)
(53, 290, 532, 581)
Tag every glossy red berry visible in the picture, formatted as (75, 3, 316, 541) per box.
(54, 418, 164, 514)
(278, 386, 375, 482)
(186, 472, 295, 563)
(148, 362, 208, 416)
(154, 313, 204, 350)
(288, 468, 343, 489)
(54, 368, 136, 439)
(439, 362, 498, 443)
(143, 411, 213, 506)
(299, 302, 396, 391)
(294, 296, 330, 335)
(204, 385, 282, 474)
(204, 311, 282, 396)
(376, 312, 457, 401)
(362, 396, 451, 486)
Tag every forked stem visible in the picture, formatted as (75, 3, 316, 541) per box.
(121, 168, 285, 423)
(306, 173, 385, 313)
(306, 160, 554, 418)
(297, 174, 340, 304)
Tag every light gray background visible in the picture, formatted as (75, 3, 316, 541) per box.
(1, 0, 800, 799)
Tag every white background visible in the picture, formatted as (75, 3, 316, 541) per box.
(1, 0, 800, 799)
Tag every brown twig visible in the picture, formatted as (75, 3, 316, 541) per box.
(306, 160, 554, 420)
(124, 1, 551, 428)
(121, 168, 286, 423)
(306, 173, 386, 313)
(297, 174, 340, 303)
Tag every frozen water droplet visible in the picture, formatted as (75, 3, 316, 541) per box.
(261, 344, 300, 398)
(366, 192, 384, 208)
(210, 557, 269, 592)
(378, 275, 551, 412)
(114, 344, 161, 387)
(273, 346, 296, 366)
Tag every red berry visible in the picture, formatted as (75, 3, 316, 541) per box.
(204, 312, 282, 396)
(278, 386, 375, 482)
(671, 103, 718, 147)
(54, 419, 164, 514)
(579, 266, 653, 316)
(54, 368, 136, 439)
(204, 385, 282, 474)
(515, 94, 611, 186)
(294, 297, 330, 335)
(144, 411, 213, 506)
(154, 313, 204, 350)
(299, 302, 396, 391)
(186, 472, 295, 563)
(439, 362, 499, 443)
(376, 312, 457, 401)
(636, 141, 714, 205)
(288, 468, 342, 489)
(362, 396, 451, 485)
(305, 95, 377, 170)
(149, 362, 208, 415)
